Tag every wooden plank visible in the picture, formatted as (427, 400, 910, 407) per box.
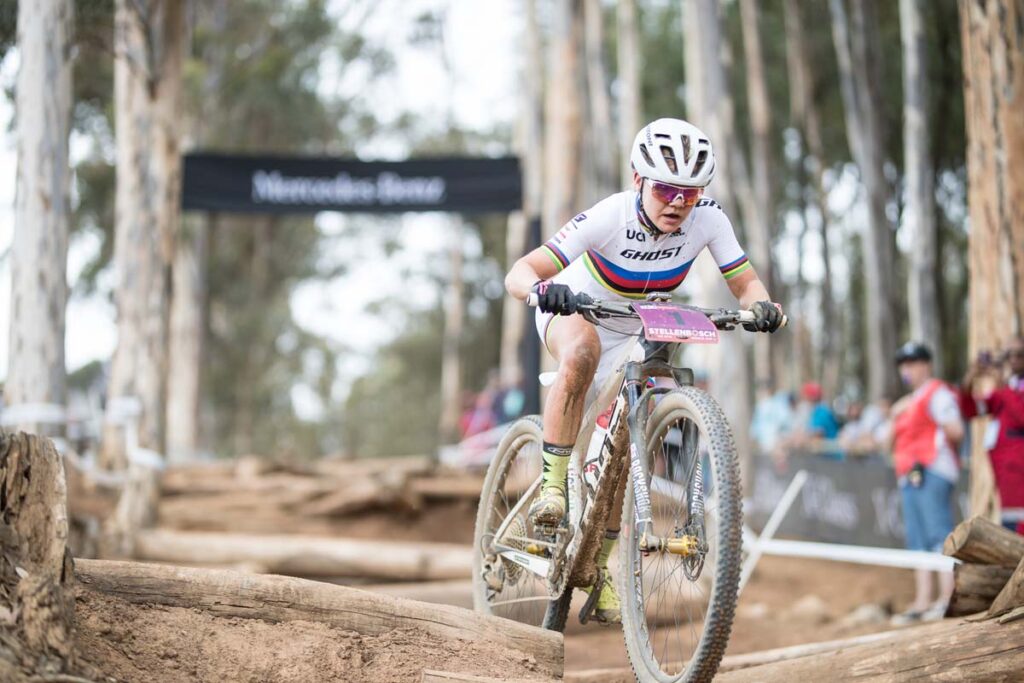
(133, 529, 472, 581)
(943, 515, 1024, 565)
(75, 559, 562, 678)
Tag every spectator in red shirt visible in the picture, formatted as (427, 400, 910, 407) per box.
(960, 336, 1024, 534)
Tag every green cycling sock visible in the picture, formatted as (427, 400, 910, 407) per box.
(541, 441, 572, 495)
(597, 530, 618, 568)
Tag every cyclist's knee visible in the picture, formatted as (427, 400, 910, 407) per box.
(560, 337, 600, 383)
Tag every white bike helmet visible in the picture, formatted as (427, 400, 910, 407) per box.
(630, 118, 716, 187)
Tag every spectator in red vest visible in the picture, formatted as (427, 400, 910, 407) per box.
(960, 336, 1024, 534)
(887, 341, 965, 624)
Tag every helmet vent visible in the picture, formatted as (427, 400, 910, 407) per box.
(639, 143, 655, 168)
(659, 145, 678, 174)
(693, 150, 708, 177)
(681, 135, 692, 163)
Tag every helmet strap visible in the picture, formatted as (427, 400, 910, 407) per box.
(635, 184, 660, 238)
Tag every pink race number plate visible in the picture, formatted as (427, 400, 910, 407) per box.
(632, 302, 719, 344)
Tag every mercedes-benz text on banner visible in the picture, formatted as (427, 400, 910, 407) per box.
(182, 153, 522, 214)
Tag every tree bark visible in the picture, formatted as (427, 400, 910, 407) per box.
(829, 0, 900, 402)
(715, 615, 1024, 681)
(960, 0, 1024, 521)
(961, 0, 1024, 346)
(542, 0, 584, 238)
(948, 563, 1017, 616)
(616, 0, 641, 190)
(75, 559, 563, 678)
(988, 554, 1024, 618)
(438, 218, 465, 447)
(901, 0, 943, 375)
(0, 432, 75, 668)
(739, 0, 775, 391)
(5, 0, 73, 435)
(102, 0, 187, 554)
(943, 515, 1024, 565)
(166, 214, 208, 464)
(131, 529, 473, 581)
(582, 0, 616, 201)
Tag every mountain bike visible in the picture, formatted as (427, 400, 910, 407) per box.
(472, 292, 781, 682)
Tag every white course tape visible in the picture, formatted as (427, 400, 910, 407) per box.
(0, 402, 67, 426)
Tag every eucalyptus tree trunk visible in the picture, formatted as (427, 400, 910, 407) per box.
(960, 0, 1024, 348)
(543, 0, 584, 238)
(499, 0, 545, 389)
(901, 0, 942, 375)
(166, 0, 226, 463)
(684, 0, 753, 483)
(828, 0, 900, 401)
(738, 0, 775, 391)
(438, 219, 465, 447)
(616, 0, 641, 190)
(102, 0, 186, 554)
(959, 0, 1024, 520)
(5, 0, 73, 434)
(582, 0, 616, 201)
(783, 0, 842, 396)
(166, 215, 207, 464)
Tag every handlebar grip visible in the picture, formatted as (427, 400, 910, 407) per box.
(526, 293, 539, 307)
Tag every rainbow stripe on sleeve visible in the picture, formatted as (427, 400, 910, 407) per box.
(720, 255, 752, 280)
(541, 242, 571, 271)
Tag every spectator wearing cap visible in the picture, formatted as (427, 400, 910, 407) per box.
(886, 341, 965, 624)
(772, 381, 840, 463)
(959, 336, 1024, 534)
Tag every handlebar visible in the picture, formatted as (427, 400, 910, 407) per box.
(525, 292, 788, 331)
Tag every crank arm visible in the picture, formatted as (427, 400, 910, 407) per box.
(493, 542, 552, 578)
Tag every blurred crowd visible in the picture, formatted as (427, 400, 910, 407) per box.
(752, 336, 1024, 624)
(459, 370, 526, 440)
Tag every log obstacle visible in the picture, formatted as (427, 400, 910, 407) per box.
(133, 528, 473, 580)
(75, 558, 563, 678)
(943, 515, 1024, 619)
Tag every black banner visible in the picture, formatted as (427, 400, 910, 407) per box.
(182, 153, 522, 214)
(746, 453, 969, 548)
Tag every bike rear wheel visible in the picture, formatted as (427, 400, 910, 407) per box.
(472, 415, 570, 631)
(618, 388, 742, 682)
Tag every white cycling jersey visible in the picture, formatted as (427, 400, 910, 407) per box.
(535, 191, 755, 385)
(540, 190, 751, 301)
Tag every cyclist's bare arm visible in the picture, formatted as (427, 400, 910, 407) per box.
(726, 265, 775, 308)
(506, 247, 562, 301)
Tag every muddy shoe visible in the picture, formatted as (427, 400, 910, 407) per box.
(582, 575, 621, 625)
(528, 488, 566, 528)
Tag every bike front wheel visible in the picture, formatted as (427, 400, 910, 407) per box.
(618, 388, 742, 682)
(471, 415, 571, 631)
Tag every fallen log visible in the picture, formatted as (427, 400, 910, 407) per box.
(422, 670, 555, 683)
(75, 559, 562, 678)
(988, 554, 1024, 619)
(943, 516, 1024, 565)
(134, 529, 472, 580)
(363, 579, 474, 609)
(410, 475, 485, 500)
(947, 563, 1017, 616)
(715, 617, 1024, 681)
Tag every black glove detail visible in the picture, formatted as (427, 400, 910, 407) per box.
(744, 301, 784, 333)
(532, 281, 578, 315)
